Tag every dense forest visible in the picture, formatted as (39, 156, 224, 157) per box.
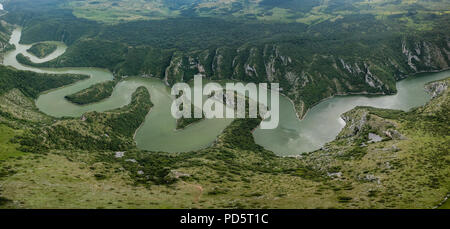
(4, 0, 449, 117)
(0, 65, 87, 99)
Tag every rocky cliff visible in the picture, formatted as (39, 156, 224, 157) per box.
(154, 35, 450, 118)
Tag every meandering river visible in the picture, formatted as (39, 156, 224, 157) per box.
(3, 27, 449, 155)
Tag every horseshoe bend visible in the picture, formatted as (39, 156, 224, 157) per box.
(0, 0, 449, 213)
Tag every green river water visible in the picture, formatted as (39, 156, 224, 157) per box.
(3, 27, 449, 155)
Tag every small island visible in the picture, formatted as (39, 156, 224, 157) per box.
(65, 79, 119, 105)
(27, 42, 57, 58)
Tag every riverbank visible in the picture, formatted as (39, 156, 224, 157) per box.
(293, 67, 450, 121)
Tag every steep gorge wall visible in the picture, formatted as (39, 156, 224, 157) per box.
(136, 35, 450, 118)
(0, 20, 13, 58)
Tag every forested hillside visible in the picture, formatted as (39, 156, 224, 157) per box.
(0, 65, 87, 99)
(3, 0, 449, 117)
(0, 21, 13, 59)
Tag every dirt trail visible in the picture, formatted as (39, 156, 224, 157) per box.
(182, 181, 203, 203)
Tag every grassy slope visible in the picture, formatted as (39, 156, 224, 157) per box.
(0, 78, 448, 209)
(439, 200, 450, 209)
(0, 65, 94, 207)
(0, 125, 25, 161)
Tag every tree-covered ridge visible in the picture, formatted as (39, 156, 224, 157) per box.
(0, 65, 88, 99)
(13, 14, 450, 117)
(15, 86, 152, 153)
(26, 42, 57, 58)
